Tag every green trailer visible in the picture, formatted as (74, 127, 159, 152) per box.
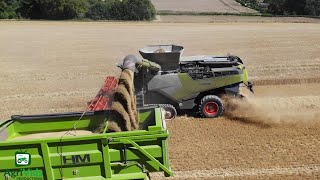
(0, 107, 172, 180)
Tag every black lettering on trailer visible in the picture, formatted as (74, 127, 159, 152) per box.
(75, 154, 90, 164)
(63, 154, 91, 165)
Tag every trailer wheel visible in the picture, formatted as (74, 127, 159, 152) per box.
(199, 95, 224, 118)
(159, 104, 177, 120)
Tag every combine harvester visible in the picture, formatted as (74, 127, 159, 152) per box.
(128, 45, 253, 120)
(0, 60, 172, 179)
(14, 44, 251, 121)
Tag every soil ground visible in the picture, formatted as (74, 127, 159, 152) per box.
(0, 21, 319, 179)
(151, 84, 320, 179)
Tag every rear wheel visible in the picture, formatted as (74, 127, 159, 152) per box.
(199, 95, 224, 118)
(159, 104, 177, 120)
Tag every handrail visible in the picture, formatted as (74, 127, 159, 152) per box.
(0, 119, 13, 133)
(118, 139, 173, 176)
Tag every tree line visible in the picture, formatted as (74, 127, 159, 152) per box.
(237, 0, 320, 16)
(0, 0, 156, 20)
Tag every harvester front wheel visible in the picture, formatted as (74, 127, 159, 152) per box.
(159, 104, 177, 120)
(199, 95, 224, 118)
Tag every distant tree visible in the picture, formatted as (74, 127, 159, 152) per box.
(2, 0, 157, 20)
(87, 0, 114, 20)
(285, 0, 306, 15)
(121, 0, 156, 20)
(0, 1, 7, 18)
(305, 0, 320, 15)
(40, 0, 88, 19)
(18, 0, 43, 19)
(18, 0, 89, 19)
(108, 0, 156, 20)
(265, 0, 286, 14)
(237, 0, 320, 16)
(0, 0, 19, 19)
(108, 0, 124, 20)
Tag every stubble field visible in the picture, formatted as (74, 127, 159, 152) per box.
(0, 21, 320, 179)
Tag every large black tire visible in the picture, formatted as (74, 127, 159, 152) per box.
(159, 104, 177, 120)
(199, 95, 224, 118)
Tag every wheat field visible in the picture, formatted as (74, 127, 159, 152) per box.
(0, 21, 320, 179)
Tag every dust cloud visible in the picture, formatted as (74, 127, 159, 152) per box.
(223, 96, 320, 127)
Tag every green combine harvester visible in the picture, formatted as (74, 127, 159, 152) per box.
(122, 45, 253, 120)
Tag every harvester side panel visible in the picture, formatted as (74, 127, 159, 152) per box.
(145, 71, 245, 103)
